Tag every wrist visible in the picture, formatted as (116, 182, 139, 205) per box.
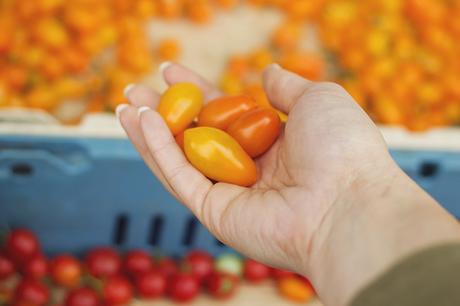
(305, 156, 460, 306)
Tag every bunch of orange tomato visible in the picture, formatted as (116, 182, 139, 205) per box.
(1, 0, 459, 130)
(158, 82, 284, 186)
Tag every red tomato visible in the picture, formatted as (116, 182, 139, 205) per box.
(123, 250, 152, 277)
(243, 259, 270, 283)
(227, 107, 281, 157)
(135, 269, 167, 299)
(23, 254, 48, 279)
(155, 257, 178, 279)
(270, 268, 295, 280)
(206, 272, 239, 300)
(14, 279, 49, 306)
(0, 252, 15, 280)
(197, 95, 257, 130)
(50, 255, 82, 288)
(85, 248, 121, 278)
(183, 250, 214, 283)
(103, 276, 133, 306)
(168, 273, 200, 302)
(6, 229, 40, 264)
(65, 288, 100, 306)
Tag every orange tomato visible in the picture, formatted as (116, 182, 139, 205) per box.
(157, 83, 204, 135)
(278, 276, 314, 303)
(280, 52, 324, 80)
(184, 127, 258, 186)
(227, 108, 281, 157)
(157, 38, 181, 61)
(198, 95, 257, 130)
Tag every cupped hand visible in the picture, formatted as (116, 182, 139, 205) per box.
(119, 62, 391, 268)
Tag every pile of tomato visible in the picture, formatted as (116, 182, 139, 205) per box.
(158, 82, 284, 186)
(1, 0, 458, 129)
(0, 228, 315, 305)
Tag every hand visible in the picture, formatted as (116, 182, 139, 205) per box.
(118, 63, 460, 306)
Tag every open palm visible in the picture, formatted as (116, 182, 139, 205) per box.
(119, 63, 391, 274)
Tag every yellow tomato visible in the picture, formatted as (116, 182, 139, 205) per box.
(184, 127, 258, 187)
(158, 83, 204, 135)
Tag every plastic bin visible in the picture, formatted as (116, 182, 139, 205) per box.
(1, 114, 460, 256)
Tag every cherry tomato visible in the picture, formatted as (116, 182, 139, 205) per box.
(243, 259, 270, 283)
(227, 107, 281, 157)
(0, 252, 15, 280)
(270, 268, 295, 280)
(297, 275, 316, 294)
(157, 82, 204, 135)
(206, 272, 239, 300)
(14, 279, 49, 306)
(214, 254, 243, 277)
(278, 276, 314, 303)
(197, 95, 257, 130)
(156, 257, 178, 279)
(6, 229, 40, 264)
(184, 127, 258, 186)
(175, 131, 185, 151)
(23, 254, 48, 279)
(85, 248, 121, 278)
(168, 272, 200, 303)
(135, 269, 167, 299)
(183, 250, 214, 283)
(65, 287, 100, 306)
(50, 255, 82, 288)
(103, 276, 133, 306)
(123, 250, 152, 277)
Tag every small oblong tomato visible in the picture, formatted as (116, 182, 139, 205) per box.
(227, 108, 281, 157)
(197, 95, 257, 130)
(157, 83, 204, 135)
(184, 127, 257, 187)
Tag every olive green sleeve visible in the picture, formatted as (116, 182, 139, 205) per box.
(350, 243, 460, 306)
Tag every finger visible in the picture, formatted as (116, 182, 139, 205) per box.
(160, 62, 222, 101)
(138, 107, 213, 215)
(124, 84, 161, 108)
(116, 104, 180, 200)
(262, 64, 314, 114)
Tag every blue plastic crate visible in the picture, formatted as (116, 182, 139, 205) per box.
(1, 135, 460, 256)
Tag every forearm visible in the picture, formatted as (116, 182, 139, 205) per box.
(306, 158, 460, 306)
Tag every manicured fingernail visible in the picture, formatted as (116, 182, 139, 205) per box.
(124, 84, 135, 97)
(159, 61, 172, 74)
(138, 106, 151, 116)
(115, 104, 129, 119)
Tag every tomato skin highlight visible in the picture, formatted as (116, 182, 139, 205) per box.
(206, 272, 239, 299)
(227, 107, 281, 158)
(50, 255, 82, 288)
(157, 82, 204, 135)
(184, 127, 258, 187)
(123, 250, 152, 277)
(6, 229, 40, 265)
(197, 95, 257, 130)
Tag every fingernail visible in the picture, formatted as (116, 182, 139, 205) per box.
(124, 84, 135, 98)
(269, 63, 281, 70)
(138, 106, 151, 116)
(159, 61, 172, 74)
(115, 104, 129, 119)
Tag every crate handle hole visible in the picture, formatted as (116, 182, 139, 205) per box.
(215, 239, 225, 247)
(148, 215, 164, 246)
(182, 217, 198, 247)
(11, 163, 34, 176)
(113, 214, 129, 245)
(419, 161, 439, 178)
